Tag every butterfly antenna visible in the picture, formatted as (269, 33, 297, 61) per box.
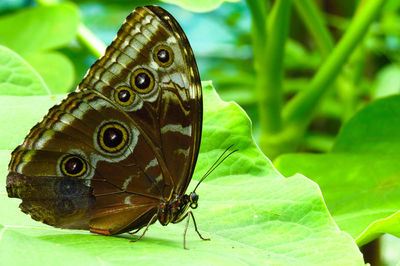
(200, 144, 234, 179)
(193, 145, 238, 193)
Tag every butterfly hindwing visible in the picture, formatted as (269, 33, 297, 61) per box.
(7, 91, 163, 233)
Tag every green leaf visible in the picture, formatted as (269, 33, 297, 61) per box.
(0, 79, 363, 263)
(371, 64, 400, 99)
(332, 95, 400, 154)
(0, 95, 64, 150)
(0, 45, 50, 96)
(275, 95, 400, 246)
(0, 3, 80, 94)
(0, 3, 80, 55)
(382, 234, 400, 265)
(26, 52, 75, 94)
(160, 0, 239, 12)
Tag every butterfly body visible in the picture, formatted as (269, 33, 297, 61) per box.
(158, 192, 198, 226)
(6, 5, 204, 245)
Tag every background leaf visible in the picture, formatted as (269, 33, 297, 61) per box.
(0, 3, 79, 54)
(0, 45, 49, 96)
(0, 95, 63, 149)
(26, 52, 75, 95)
(1, 0, 399, 263)
(0, 3, 80, 94)
(372, 64, 400, 99)
(160, 0, 240, 12)
(275, 95, 400, 246)
(382, 234, 400, 265)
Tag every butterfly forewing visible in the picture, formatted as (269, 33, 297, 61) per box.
(78, 6, 202, 197)
(147, 6, 202, 196)
(7, 5, 202, 235)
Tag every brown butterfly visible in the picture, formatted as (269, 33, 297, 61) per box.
(6, 5, 209, 249)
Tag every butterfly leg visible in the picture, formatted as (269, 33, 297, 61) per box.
(175, 211, 210, 249)
(187, 211, 210, 242)
(129, 213, 157, 243)
(128, 227, 142, 235)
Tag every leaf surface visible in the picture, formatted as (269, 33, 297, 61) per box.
(276, 95, 400, 246)
(0, 3, 79, 55)
(0, 84, 363, 265)
(0, 45, 49, 96)
(0, 3, 79, 94)
(26, 52, 75, 94)
(0, 60, 363, 264)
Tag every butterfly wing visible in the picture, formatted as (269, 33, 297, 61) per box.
(78, 6, 202, 196)
(7, 91, 161, 233)
(7, 5, 202, 234)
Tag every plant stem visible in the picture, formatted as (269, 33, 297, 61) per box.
(246, 0, 268, 71)
(282, 0, 387, 128)
(294, 1, 366, 126)
(77, 24, 106, 58)
(257, 0, 292, 157)
(260, 0, 292, 133)
(336, 46, 366, 122)
(293, 0, 334, 58)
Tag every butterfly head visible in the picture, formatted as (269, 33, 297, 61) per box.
(157, 191, 199, 226)
(188, 192, 199, 209)
(158, 146, 238, 225)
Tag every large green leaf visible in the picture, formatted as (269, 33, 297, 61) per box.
(372, 64, 400, 99)
(26, 52, 75, 95)
(0, 3, 79, 55)
(0, 50, 363, 264)
(332, 96, 400, 154)
(0, 45, 49, 96)
(0, 77, 364, 264)
(160, 0, 239, 12)
(0, 95, 64, 150)
(275, 95, 400, 246)
(0, 3, 80, 94)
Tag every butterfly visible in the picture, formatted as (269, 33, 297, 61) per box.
(6, 5, 211, 249)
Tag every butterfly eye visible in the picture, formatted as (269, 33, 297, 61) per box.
(60, 155, 86, 177)
(115, 86, 135, 106)
(131, 68, 155, 94)
(153, 45, 174, 67)
(98, 122, 129, 153)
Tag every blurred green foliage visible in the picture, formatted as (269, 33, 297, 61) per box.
(0, 0, 400, 264)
